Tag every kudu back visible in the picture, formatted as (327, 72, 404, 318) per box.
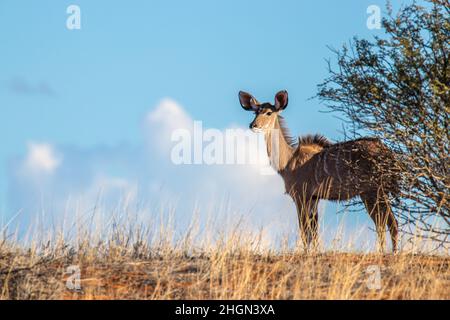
(239, 90, 399, 252)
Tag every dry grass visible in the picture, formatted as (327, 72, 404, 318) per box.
(0, 214, 448, 300)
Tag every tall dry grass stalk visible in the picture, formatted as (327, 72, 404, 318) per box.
(0, 203, 448, 300)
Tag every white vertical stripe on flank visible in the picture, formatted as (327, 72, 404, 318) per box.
(323, 150, 330, 176)
(314, 153, 321, 185)
(335, 146, 342, 184)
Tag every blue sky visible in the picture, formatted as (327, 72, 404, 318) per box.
(0, 0, 411, 247)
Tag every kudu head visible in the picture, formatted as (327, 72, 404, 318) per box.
(239, 91, 289, 133)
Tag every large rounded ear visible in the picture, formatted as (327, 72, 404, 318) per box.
(239, 91, 260, 111)
(274, 90, 289, 111)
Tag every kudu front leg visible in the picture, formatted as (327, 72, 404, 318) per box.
(294, 197, 319, 252)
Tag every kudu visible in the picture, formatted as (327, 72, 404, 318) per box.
(239, 90, 399, 252)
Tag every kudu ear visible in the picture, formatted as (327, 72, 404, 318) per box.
(239, 91, 260, 111)
(274, 90, 289, 111)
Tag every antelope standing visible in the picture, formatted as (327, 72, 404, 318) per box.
(239, 90, 399, 252)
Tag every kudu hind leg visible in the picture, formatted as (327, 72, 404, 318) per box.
(361, 194, 398, 253)
(376, 195, 398, 253)
(385, 204, 398, 253)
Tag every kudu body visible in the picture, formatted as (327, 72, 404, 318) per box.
(239, 90, 399, 252)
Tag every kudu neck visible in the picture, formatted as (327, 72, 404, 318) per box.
(264, 117, 295, 173)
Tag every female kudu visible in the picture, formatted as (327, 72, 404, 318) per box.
(239, 90, 399, 252)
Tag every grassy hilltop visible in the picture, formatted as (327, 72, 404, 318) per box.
(1, 218, 448, 300)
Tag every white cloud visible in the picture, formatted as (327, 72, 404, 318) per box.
(6, 99, 295, 238)
(143, 98, 194, 156)
(146, 98, 192, 131)
(23, 143, 62, 174)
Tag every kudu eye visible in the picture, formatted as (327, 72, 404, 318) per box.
(266, 112, 273, 116)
